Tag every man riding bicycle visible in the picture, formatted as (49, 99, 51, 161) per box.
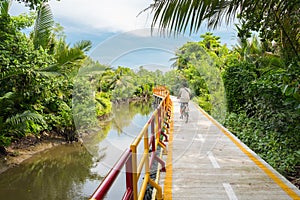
(178, 82, 191, 121)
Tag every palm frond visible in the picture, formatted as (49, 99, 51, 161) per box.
(0, 0, 11, 16)
(51, 40, 91, 75)
(55, 47, 85, 67)
(32, 3, 54, 49)
(5, 110, 46, 127)
(73, 40, 92, 52)
(0, 92, 14, 101)
(77, 64, 108, 76)
(150, 0, 241, 35)
(37, 65, 62, 76)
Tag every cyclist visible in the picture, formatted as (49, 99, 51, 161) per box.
(178, 82, 191, 120)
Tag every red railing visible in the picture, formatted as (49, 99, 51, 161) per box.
(89, 149, 133, 200)
(89, 86, 172, 200)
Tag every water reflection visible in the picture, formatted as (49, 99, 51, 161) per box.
(84, 99, 154, 157)
(0, 145, 97, 200)
(0, 100, 154, 200)
(111, 99, 154, 134)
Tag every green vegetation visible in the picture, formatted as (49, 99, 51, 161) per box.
(171, 32, 300, 187)
(1, 0, 299, 187)
(171, 33, 232, 122)
(222, 41, 300, 178)
(0, 1, 168, 153)
(0, 0, 92, 148)
(149, 0, 299, 186)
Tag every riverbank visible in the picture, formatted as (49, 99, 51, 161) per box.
(0, 132, 66, 174)
(0, 97, 153, 175)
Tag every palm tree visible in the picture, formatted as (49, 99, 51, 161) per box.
(235, 35, 263, 62)
(148, 0, 241, 34)
(0, 1, 92, 147)
(31, 2, 92, 66)
(147, 0, 299, 59)
(108, 67, 133, 89)
(31, 2, 54, 51)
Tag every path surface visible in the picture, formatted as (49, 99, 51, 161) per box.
(161, 96, 300, 200)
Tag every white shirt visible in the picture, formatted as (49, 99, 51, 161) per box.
(178, 87, 191, 103)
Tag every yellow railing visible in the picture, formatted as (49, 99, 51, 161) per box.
(130, 86, 172, 200)
(90, 86, 173, 200)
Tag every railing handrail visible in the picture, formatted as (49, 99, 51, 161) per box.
(89, 149, 132, 200)
(90, 86, 172, 200)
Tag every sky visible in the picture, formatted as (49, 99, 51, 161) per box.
(10, 0, 238, 70)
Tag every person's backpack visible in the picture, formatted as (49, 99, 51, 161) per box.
(184, 87, 191, 99)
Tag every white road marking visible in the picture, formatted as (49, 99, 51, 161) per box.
(194, 134, 205, 142)
(223, 183, 238, 200)
(173, 134, 187, 141)
(208, 151, 220, 168)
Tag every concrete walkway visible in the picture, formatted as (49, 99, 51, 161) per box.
(161, 97, 300, 200)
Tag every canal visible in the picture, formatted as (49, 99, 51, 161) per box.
(0, 100, 154, 200)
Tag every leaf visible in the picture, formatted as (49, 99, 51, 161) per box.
(149, 0, 239, 35)
(32, 3, 54, 49)
(0, 0, 11, 16)
(0, 92, 14, 101)
(73, 40, 92, 52)
(5, 111, 46, 127)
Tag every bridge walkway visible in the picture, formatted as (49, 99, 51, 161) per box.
(160, 96, 300, 200)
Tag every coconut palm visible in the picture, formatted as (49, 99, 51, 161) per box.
(107, 67, 133, 89)
(31, 2, 92, 67)
(148, 0, 241, 34)
(147, 0, 299, 59)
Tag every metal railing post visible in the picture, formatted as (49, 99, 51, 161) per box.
(151, 120, 156, 152)
(124, 152, 133, 200)
(130, 145, 138, 200)
(89, 150, 132, 200)
(90, 86, 172, 200)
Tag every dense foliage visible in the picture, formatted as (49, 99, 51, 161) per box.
(73, 63, 168, 133)
(172, 33, 236, 122)
(222, 45, 300, 178)
(172, 33, 300, 185)
(149, 0, 300, 59)
(148, 0, 300, 187)
(0, 0, 92, 148)
(0, 1, 168, 153)
(1, 0, 299, 188)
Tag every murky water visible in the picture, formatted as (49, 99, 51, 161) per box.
(0, 100, 154, 200)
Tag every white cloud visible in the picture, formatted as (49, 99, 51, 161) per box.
(9, 0, 237, 47)
(49, 0, 154, 32)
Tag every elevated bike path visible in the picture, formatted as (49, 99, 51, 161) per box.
(161, 96, 300, 200)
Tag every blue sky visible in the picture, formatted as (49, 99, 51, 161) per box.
(10, 0, 238, 70)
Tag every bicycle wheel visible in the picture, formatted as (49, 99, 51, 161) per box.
(185, 111, 189, 123)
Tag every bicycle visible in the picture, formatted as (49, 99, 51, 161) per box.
(180, 102, 189, 123)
